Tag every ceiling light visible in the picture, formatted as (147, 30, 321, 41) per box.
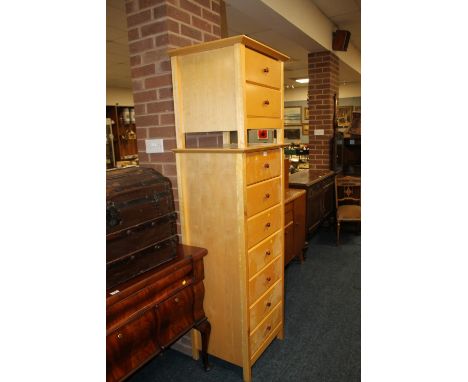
(295, 78, 309, 84)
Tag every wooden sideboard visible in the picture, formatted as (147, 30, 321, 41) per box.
(284, 188, 306, 265)
(288, 170, 335, 236)
(106, 245, 210, 382)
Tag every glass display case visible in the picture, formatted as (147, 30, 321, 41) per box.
(106, 118, 116, 169)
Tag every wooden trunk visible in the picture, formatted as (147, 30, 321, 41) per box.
(106, 167, 178, 289)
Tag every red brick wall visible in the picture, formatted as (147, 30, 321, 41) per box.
(124, 0, 221, 222)
(123, 0, 221, 356)
(307, 51, 339, 170)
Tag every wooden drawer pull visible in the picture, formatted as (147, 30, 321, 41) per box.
(264, 163, 270, 169)
(263, 67, 269, 73)
(263, 100, 270, 106)
(265, 222, 271, 228)
(174, 297, 180, 303)
(265, 250, 271, 256)
(266, 302, 272, 308)
(182, 280, 187, 286)
(266, 325, 272, 331)
(266, 277, 271, 282)
(117, 333, 123, 340)
(265, 193, 270, 199)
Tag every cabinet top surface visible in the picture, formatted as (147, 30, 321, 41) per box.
(106, 244, 207, 300)
(285, 188, 306, 204)
(173, 143, 286, 154)
(288, 169, 335, 187)
(168, 34, 289, 61)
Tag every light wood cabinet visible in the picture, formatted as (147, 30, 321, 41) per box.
(284, 189, 307, 266)
(169, 36, 288, 382)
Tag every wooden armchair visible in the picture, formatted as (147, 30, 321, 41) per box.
(335, 175, 361, 245)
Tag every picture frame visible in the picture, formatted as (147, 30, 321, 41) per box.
(284, 106, 302, 125)
(303, 107, 309, 122)
(302, 123, 309, 136)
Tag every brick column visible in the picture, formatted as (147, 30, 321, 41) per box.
(124, 0, 221, 356)
(307, 51, 339, 170)
(124, 0, 221, 210)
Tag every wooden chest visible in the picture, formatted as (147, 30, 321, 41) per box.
(288, 170, 335, 236)
(106, 167, 178, 289)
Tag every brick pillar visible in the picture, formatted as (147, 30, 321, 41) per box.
(124, 0, 221, 211)
(124, 0, 221, 356)
(307, 51, 339, 170)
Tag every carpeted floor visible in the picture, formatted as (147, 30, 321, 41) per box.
(128, 226, 361, 382)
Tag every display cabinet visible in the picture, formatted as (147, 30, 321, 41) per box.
(106, 104, 138, 168)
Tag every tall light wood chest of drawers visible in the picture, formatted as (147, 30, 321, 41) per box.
(169, 35, 289, 382)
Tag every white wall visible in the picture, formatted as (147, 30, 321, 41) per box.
(284, 82, 361, 102)
(284, 87, 308, 102)
(106, 87, 134, 106)
(339, 82, 361, 99)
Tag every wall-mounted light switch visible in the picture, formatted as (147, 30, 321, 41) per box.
(145, 138, 164, 153)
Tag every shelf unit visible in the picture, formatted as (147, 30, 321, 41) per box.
(169, 35, 289, 382)
(105, 104, 138, 168)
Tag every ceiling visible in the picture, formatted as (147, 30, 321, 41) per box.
(107, 0, 361, 90)
(107, 0, 133, 89)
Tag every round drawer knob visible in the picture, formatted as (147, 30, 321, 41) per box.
(126, 230, 132, 235)
(265, 250, 271, 256)
(117, 333, 123, 340)
(266, 325, 271, 331)
(264, 163, 270, 169)
(182, 280, 187, 286)
(265, 193, 270, 199)
(266, 302, 272, 307)
(174, 297, 180, 303)
(266, 277, 271, 282)
(265, 222, 271, 228)
(263, 67, 269, 73)
(263, 100, 270, 106)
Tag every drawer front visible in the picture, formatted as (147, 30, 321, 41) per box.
(245, 48, 281, 89)
(248, 230, 282, 277)
(249, 280, 282, 330)
(247, 204, 281, 249)
(246, 149, 281, 186)
(249, 303, 282, 358)
(246, 83, 281, 118)
(246, 177, 281, 218)
(284, 201, 294, 225)
(107, 269, 193, 331)
(249, 256, 282, 305)
(156, 287, 194, 347)
(106, 309, 159, 381)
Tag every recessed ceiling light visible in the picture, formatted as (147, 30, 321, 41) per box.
(295, 78, 309, 84)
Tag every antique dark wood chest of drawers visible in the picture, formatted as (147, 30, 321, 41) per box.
(106, 244, 211, 382)
(288, 170, 335, 236)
